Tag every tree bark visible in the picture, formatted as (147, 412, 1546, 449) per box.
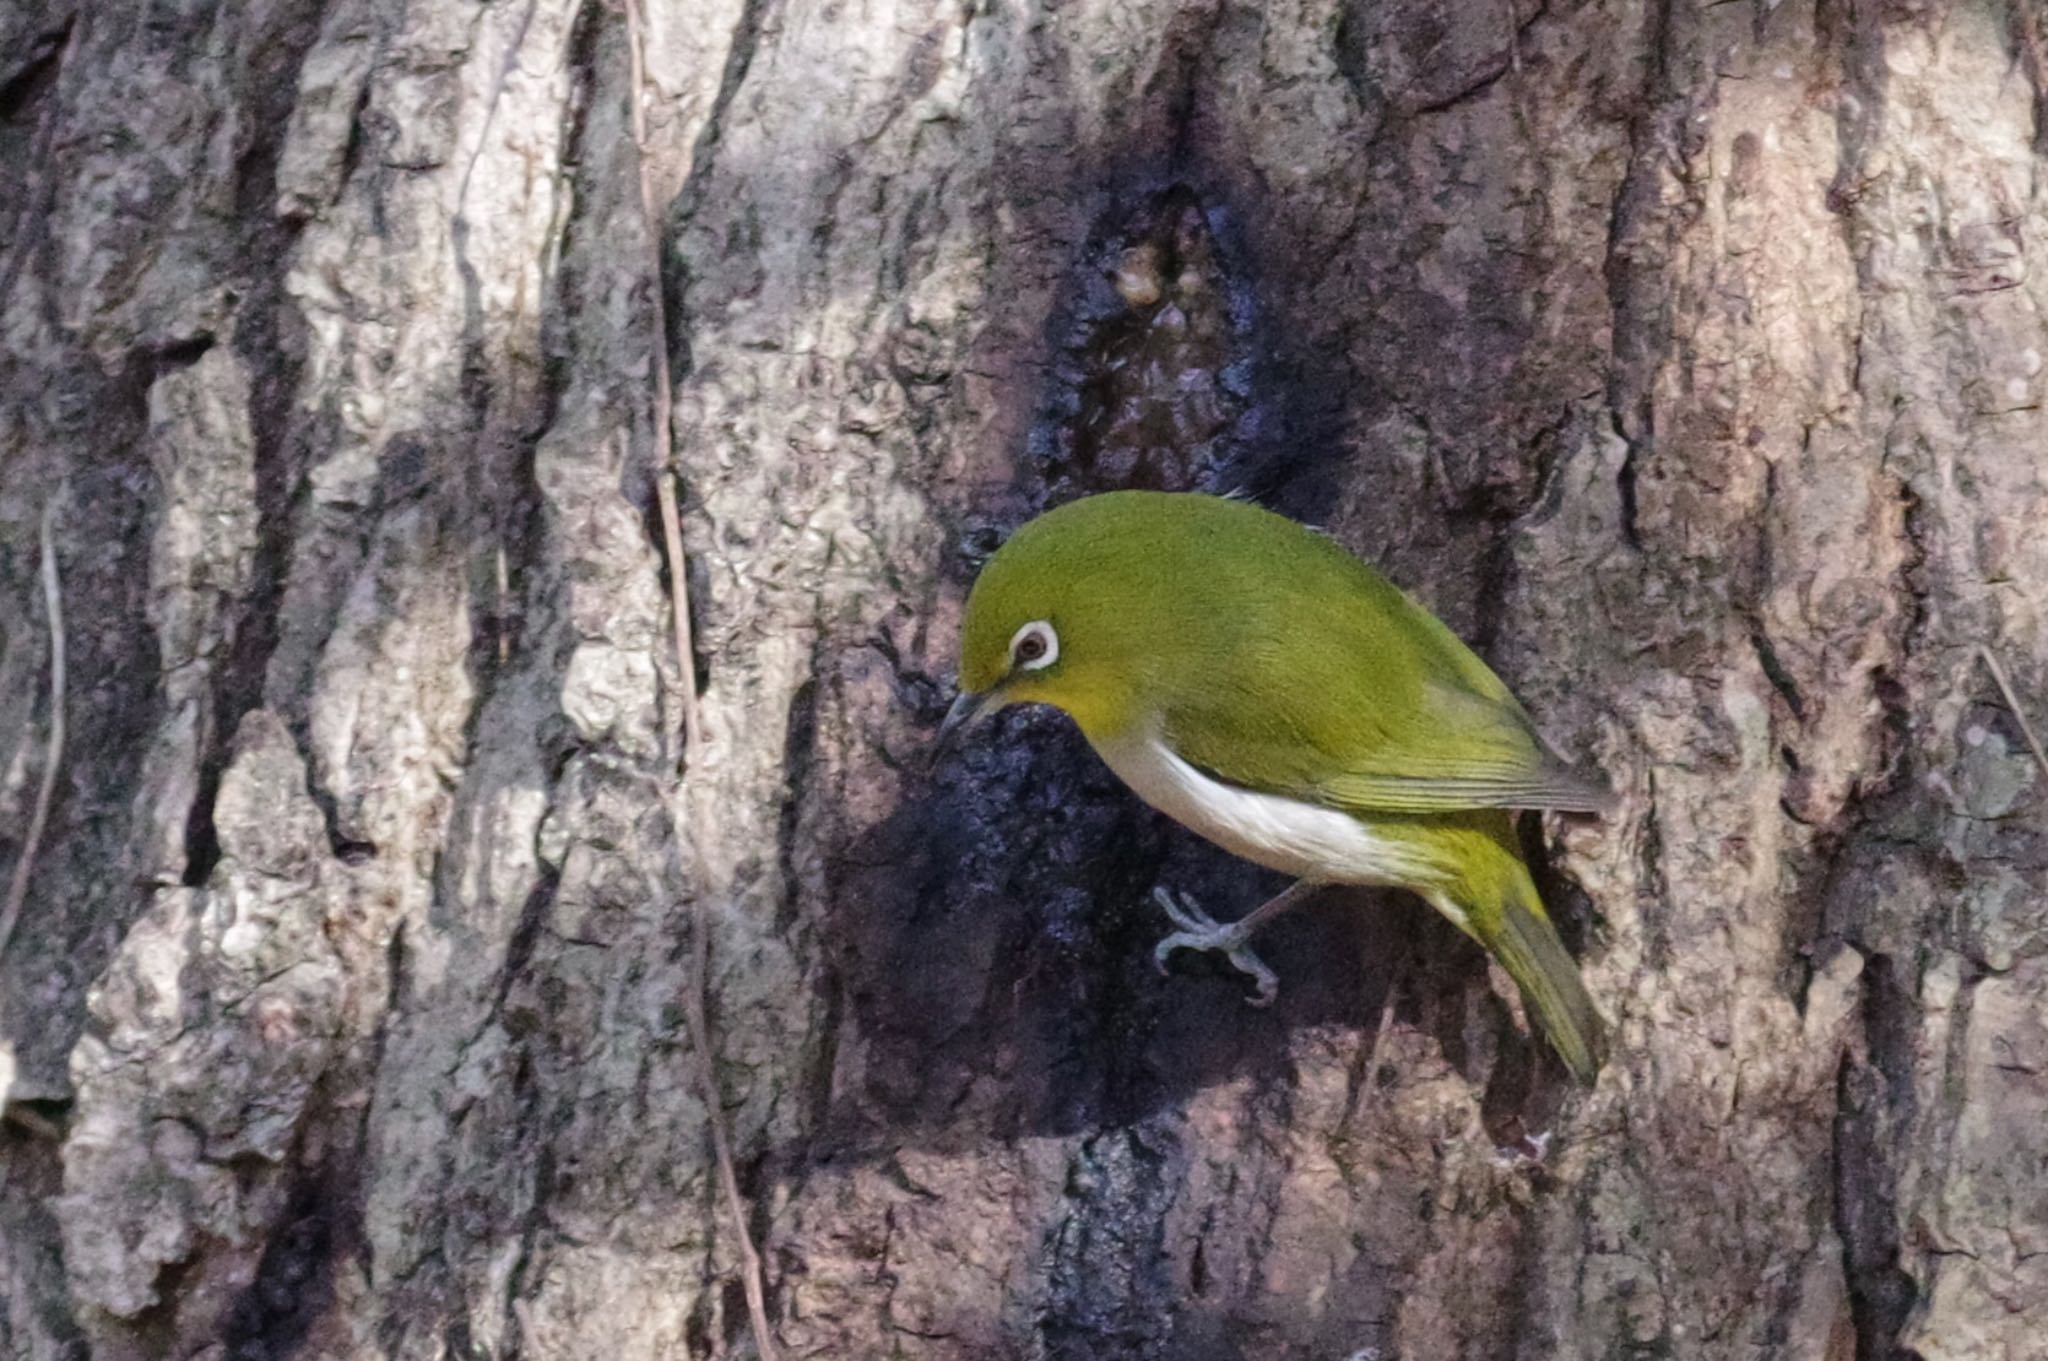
(3, 0, 2046, 1356)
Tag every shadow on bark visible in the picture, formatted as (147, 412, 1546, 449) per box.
(799, 172, 1585, 1162)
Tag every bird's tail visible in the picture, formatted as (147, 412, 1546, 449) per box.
(1442, 851, 1606, 1085)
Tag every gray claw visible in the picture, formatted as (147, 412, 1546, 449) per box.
(1149, 888, 1281, 1007)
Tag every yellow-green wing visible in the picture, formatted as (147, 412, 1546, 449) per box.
(1157, 537, 1613, 815)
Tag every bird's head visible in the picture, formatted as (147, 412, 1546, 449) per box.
(938, 495, 1173, 754)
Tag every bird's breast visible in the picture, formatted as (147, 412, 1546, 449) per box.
(1091, 729, 1440, 887)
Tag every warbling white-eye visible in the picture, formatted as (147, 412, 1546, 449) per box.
(940, 491, 1613, 1084)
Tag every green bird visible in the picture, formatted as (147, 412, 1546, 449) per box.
(939, 490, 1613, 1084)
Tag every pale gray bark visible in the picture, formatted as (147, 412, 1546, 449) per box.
(2, 0, 2046, 1357)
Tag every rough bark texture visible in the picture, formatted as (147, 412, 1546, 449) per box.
(3, 0, 2046, 1356)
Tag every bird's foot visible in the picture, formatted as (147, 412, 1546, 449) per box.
(1151, 887, 1280, 1007)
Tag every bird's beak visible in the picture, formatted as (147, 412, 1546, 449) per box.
(931, 688, 1000, 767)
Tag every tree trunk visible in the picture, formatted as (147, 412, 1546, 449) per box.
(3, 0, 2045, 1356)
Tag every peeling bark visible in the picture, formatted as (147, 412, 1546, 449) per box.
(4, 0, 2047, 1357)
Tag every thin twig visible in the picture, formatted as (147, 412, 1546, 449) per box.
(1977, 645, 2048, 782)
(1345, 976, 1403, 1132)
(454, 0, 546, 220)
(0, 497, 66, 967)
(627, 0, 702, 759)
(0, 1100, 62, 1140)
(623, 3, 773, 1355)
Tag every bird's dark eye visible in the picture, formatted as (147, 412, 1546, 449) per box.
(1008, 620, 1059, 671)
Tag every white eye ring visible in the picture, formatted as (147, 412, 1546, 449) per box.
(1008, 619, 1059, 671)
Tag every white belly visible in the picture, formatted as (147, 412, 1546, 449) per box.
(1092, 730, 1438, 887)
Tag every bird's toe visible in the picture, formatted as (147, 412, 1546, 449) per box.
(1231, 949, 1280, 1007)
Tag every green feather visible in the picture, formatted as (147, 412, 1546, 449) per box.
(1385, 810, 1607, 1084)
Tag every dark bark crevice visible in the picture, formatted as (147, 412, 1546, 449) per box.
(0, 15, 73, 309)
(1831, 964, 1919, 1361)
(1602, 0, 1683, 555)
(219, 1134, 359, 1361)
(188, 76, 322, 885)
